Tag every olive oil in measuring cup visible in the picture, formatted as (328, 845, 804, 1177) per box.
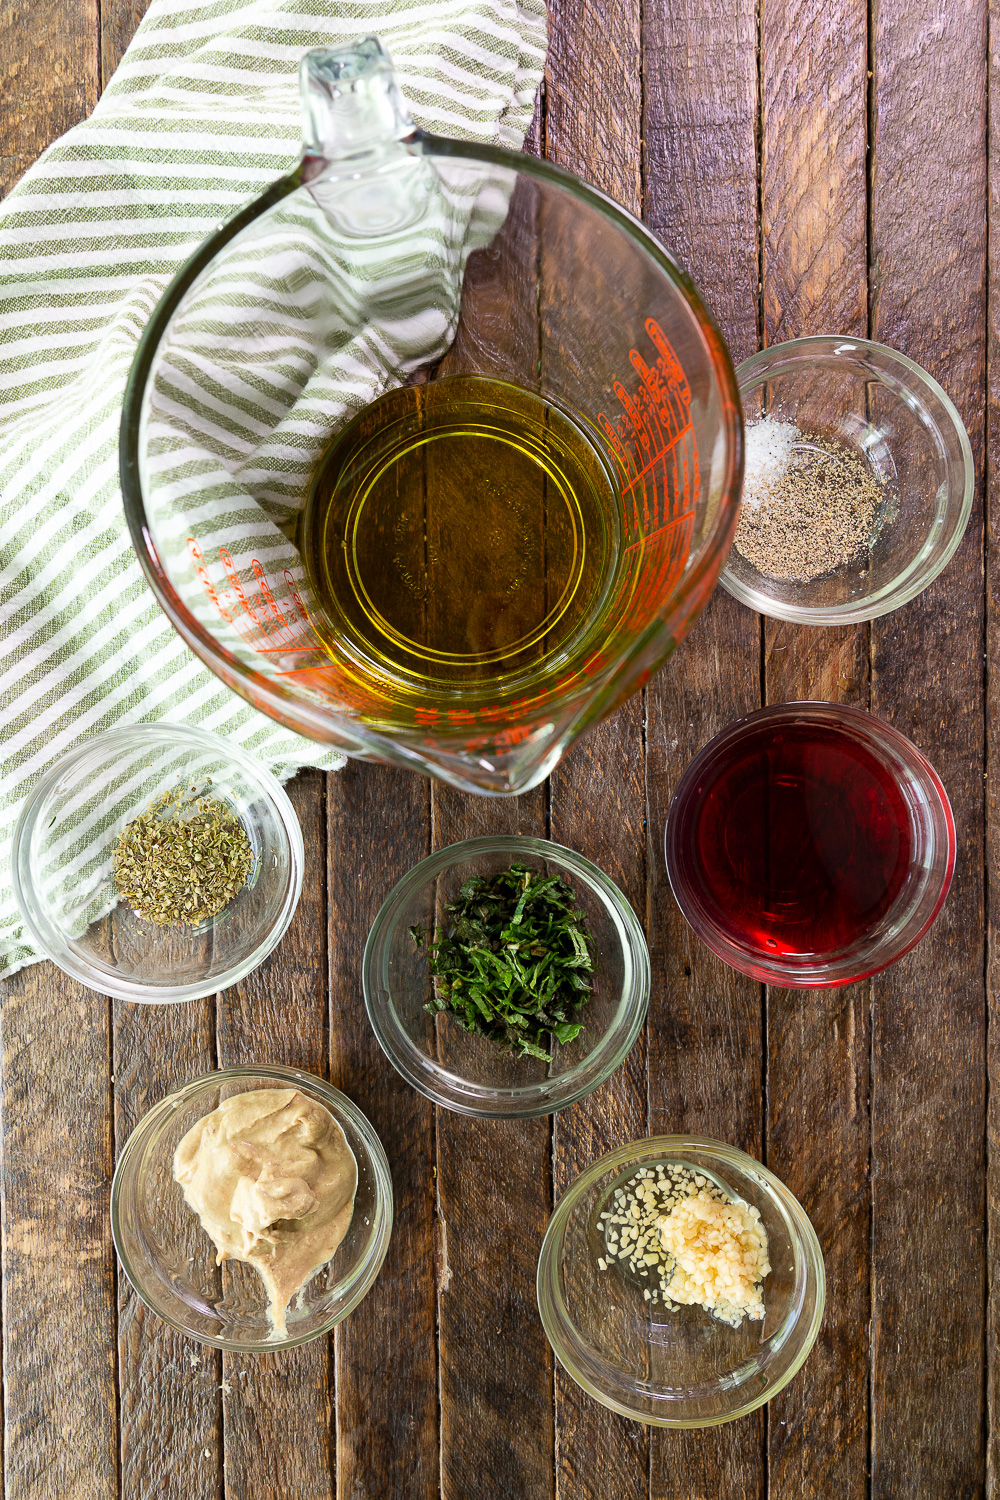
(299, 375, 622, 717)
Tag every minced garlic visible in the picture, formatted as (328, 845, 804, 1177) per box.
(657, 1187, 770, 1327)
(598, 1162, 770, 1328)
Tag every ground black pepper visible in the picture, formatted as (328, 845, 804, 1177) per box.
(735, 421, 886, 582)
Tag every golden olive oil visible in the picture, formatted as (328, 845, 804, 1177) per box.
(300, 375, 622, 719)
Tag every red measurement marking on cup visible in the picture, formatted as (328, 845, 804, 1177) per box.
(186, 539, 399, 716)
(187, 538, 323, 661)
(594, 319, 700, 639)
(597, 318, 699, 557)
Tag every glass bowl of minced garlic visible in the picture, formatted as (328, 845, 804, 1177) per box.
(536, 1136, 824, 1427)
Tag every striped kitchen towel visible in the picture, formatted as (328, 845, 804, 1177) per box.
(0, 0, 547, 977)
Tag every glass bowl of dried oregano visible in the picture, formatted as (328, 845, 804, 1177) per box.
(362, 835, 650, 1118)
(720, 335, 973, 624)
(11, 722, 303, 1002)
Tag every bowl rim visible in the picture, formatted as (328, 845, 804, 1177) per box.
(362, 834, 650, 1119)
(719, 333, 975, 624)
(10, 721, 305, 1004)
(118, 137, 744, 772)
(663, 700, 956, 988)
(536, 1133, 826, 1427)
(110, 1064, 394, 1352)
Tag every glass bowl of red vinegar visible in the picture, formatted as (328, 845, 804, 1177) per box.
(664, 701, 955, 988)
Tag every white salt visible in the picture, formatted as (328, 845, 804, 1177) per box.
(742, 416, 799, 509)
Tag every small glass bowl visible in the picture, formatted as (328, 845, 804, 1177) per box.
(111, 1066, 393, 1351)
(720, 335, 974, 623)
(537, 1135, 825, 1427)
(665, 701, 955, 988)
(362, 835, 650, 1119)
(11, 722, 303, 1003)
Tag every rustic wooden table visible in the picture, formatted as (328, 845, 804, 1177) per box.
(0, 0, 992, 1495)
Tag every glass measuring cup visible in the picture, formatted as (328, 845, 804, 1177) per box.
(121, 37, 743, 795)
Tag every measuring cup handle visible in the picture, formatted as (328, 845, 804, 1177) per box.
(300, 36, 416, 165)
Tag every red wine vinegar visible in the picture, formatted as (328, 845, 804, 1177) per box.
(686, 721, 913, 958)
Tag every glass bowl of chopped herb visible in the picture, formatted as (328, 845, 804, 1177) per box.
(536, 1136, 825, 1426)
(11, 723, 303, 1002)
(362, 836, 650, 1118)
(720, 335, 974, 624)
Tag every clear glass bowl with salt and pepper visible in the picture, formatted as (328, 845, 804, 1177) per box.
(720, 335, 973, 624)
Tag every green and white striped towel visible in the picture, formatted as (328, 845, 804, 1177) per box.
(0, 0, 547, 977)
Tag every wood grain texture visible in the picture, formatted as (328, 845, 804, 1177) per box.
(0, 6, 111, 1497)
(544, 0, 641, 213)
(642, 0, 764, 1493)
(327, 761, 438, 1500)
(113, 1002, 222, 1500)
(548, 718, 649, 1500)
(215, 771, 334, 1500)
(1, 0, 997, 1493)
(869, 0, 988, 1493)
(643, 0, 758, 356)
(988, 6, 1000, 1490)
(759, 1, 872, 1496)
(0, 968, 118, 1500)
(100, 0, 151, 84)
(432, 785, 554, 1500)
(644, 603, 766, 1500)
(0, 0, 97, 197)
(545, 2, 649, 1494)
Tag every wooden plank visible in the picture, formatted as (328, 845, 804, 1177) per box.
(643, 616, 765, 1495)
(100, 0, 150, 84)
(0, 0, 97, 197)
(548, 722, 649, 1499)
(988, 13, 1000, 1492)
(327, 761, 439, 1500)
(0, 967, 118, 1500)
(0, 3, 106, 1494)
(432, 784, 554, 1500)
(758, 0, 872, 1495)
(544, 1, 649, 1494)
(114, 1002, 223, 1500)
(214, 770, 334, 1500)
(642, 0, 764, 1492)
(90, 0, 223, 1484)
(869, 0, 987, 1492)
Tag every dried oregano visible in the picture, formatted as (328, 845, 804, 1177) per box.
(112, 781, 253, 926)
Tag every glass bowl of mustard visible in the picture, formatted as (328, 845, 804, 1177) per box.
(362, 835, 650, 1119)
(111, 1066, 393, 1351)
(537, 1136, 825, 1427)
(11, 722, 303, 1003)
